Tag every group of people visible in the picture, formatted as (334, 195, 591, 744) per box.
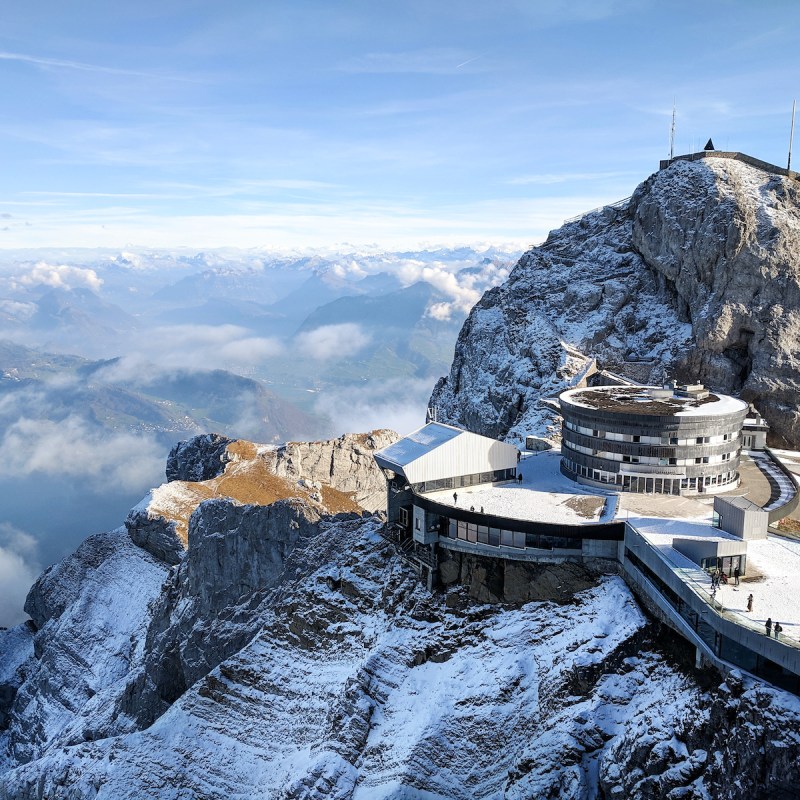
(765, 618, 784, 638)
(709, 566, 741, 591)
(744, 595, 784, 638)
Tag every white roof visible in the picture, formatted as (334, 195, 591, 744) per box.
(374, 422, 518, 485)
(374, 422, 463, 468)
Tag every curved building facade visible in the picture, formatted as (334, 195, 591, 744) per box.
(559, 384, 749, 495)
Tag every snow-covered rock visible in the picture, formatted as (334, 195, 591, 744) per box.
(431, 157, 800, 447)
(5, 530, 168, 766)
(165, 433, 233, 483)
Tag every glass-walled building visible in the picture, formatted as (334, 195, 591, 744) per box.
(559, 384, 749, 495)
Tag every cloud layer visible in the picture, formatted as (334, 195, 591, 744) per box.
(0, 522, 41, 627)
(12, 261, 104, 292)
(95, 324, 284, 382)
(0, 415, 165, 490)
(295, 323, 371, 361)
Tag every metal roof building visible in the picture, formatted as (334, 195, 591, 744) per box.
(374, 422, 519, 491)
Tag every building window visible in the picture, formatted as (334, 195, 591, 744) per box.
(633, 435, 641, 443)
(399, 507, 409, 526)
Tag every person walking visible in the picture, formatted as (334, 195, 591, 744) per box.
(518, 472, 523, 484)
(747, 593, 753, 612)
(453, 491, 458, 504)
(733, 566, 740, 586)
(766, 618, 773, 637)
(774, 622, 783, 639)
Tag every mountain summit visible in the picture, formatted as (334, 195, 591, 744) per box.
(431, 155, 800, 447)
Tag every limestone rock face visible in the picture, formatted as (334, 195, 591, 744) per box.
(124, 492, 182, 565)
(437, 549, 600, 603)
(259, 429, 399, 512)
(7, 530, 167, 765)
(165, 433, 233, 482)
(631, 160, 800, 444)
(431, 158, 800, 447)
(116, 496, 333, 728)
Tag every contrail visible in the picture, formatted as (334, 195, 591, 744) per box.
(0, 51, 197, 82)
(456, 51, 490, 69)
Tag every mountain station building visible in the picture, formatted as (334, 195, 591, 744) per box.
(559, 384, 749, 496)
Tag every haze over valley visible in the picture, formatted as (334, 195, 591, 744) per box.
(0, 245, 518, 623)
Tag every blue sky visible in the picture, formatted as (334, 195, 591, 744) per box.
(1, 0, 798, 249)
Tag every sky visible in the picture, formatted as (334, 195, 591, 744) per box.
(0, 0, 799, 250)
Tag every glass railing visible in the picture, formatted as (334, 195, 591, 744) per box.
(627, 526, 800, 648)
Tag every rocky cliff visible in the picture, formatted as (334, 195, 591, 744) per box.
(2, 431, 800, 798)
(431, 156, 800, 446)
(125, 430, 397, 566)
(258, 429, 399, 513)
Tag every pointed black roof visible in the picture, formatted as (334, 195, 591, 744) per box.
(704, 138, 715, 151)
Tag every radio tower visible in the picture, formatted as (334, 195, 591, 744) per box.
(789, 99, 796, 171)
(669, 99, 676, 161)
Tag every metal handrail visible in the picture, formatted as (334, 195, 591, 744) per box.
(628, 525, 800, 647)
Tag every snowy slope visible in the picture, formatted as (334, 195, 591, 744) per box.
(2, 529, 168, 766)
(3, 433, 800, 799)
(0, 520, 693, 800)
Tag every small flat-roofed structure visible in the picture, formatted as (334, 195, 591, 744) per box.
(672, 535, 748, 575)
(559, 384, 748, 496)
(742, 413, 769, 450)
(714, 495, 769, 540)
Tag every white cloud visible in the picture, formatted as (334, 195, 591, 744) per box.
(393, 258, 512, 321)
(0, 415, 165, 490)
(295, 323, 371, 360)
(0, 522, 41, 627)
(426, 302, 455, 321)
(314, 376, 435, 438)
(13, 261, 103, 292)
(95, 324, 284, 381)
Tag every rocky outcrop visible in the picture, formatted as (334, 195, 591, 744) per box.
(631, 160, 800, 445)
(258, 429, 399, 512)
(600, 670, 800, 800)
(124, 492, 182, 565)
(438, 549, 602, 604)
(165, 433, 233, 482)
(125, 430, 382, 565)
(431, 157, 800, 447)
(116, 496, 336, 728)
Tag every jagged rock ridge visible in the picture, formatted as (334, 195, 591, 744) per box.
(125, 430, 397, 566)
(431, 157, 800, 446)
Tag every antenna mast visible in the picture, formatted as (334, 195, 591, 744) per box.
(789, 99, 797, 171)
(669, 99, 676, 161)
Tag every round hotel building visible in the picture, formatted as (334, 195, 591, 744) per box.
(559, 384, 749, 495)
